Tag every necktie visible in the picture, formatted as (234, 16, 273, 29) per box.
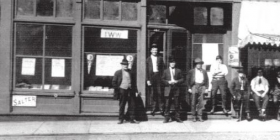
(259, 78, 262, 84)
(241, 80, 244, 90)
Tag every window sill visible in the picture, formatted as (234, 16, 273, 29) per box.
(13, 90, 75, 97)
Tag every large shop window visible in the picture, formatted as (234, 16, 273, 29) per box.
(14, 23, 72, 91)
(83, 27, 137, 94)
(84, 0, 139, 21)
(16, 0, 74, 18)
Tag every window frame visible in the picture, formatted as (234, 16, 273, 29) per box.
(13, 22, 74, 94)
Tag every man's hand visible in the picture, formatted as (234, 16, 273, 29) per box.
(232, 96, 236, 100)
(188, 89, 192, 93)
(205, 89, 208, 93)
(147, 81, 151, 86)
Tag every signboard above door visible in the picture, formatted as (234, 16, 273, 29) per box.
(101, 29, 128, 39)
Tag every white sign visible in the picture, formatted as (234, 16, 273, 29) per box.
(96, 55, 124, 76)
(202, 43, 219, 65)
(101, 29, 128, 39)
(21, 58, 36, 75)
(51, 59, 65, 77)
(228, 46, 239, 67)
(12, 95, 36, 107)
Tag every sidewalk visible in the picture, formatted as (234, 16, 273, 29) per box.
(1, 118, 280, 139)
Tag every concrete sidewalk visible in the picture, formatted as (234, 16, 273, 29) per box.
(0, 118, 280, 139)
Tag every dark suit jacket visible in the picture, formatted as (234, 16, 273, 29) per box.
(161, 68, 184, 96)
(146, 56, 164, 82)
(186, 69, 209, 90)
(230, 77, 249, 96)
(112, 69, 137, 100)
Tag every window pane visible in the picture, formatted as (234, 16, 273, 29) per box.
(17, 0, 34, 16)
(104, 0, 119, 20)
(148, 5, 166, 23)
(16, 24, 43, 56)
(45, 25, 72, 57)
(36, 0, 54, 16)
(211, 7, 224, 25)
(85, 0, 101, 19)
(44, 59, 71, 90)
(56, 0, 74, 17)
(122, 1, 138, 21)
(84, 27, 137, 53)
(15, 57, 43, 89)
(194, 7, 207, 25)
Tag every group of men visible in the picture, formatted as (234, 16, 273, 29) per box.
(112, 45, 280, 124)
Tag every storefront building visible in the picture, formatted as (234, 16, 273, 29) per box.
(0, 0, 256, 116)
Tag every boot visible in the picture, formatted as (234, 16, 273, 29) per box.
(163, 117, 170, 123)
(246, 113, 251, 121)
(210, 106, 215, 114)
(237, 112, 241, 122)
(192, 116, 197, 122)
(222, 108, 228, 114)
(197, 116, 204, 122)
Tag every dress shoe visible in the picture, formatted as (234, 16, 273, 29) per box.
(197, 116, 204, 122)
(222, 108, 228, 114)
(192, 117, 197, 122)
(175, 118, 183, 123)
(130, 119, 140, 124)
(151, 110, 156, 116)
(163, 118, 170, 123)
(210, 107, 215, 114)
(117, 120, 124, 124)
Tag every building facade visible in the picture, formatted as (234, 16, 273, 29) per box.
(0, 0, 244, 116)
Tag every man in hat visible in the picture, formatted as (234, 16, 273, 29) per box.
(230, 69, 251, 122)
(210, 55, 229, 114)
(112, 58, 139, 124)
(146, 44, 165, 116)
(187, 58, 209, 122)
(271, 69, 280, 121)
(250, 68, 269, 121)
(161, 58, 184, 123)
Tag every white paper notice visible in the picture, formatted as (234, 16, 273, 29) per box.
(96, 55, 124, 76)
(202, 43, 219, 65)
(51, 59, 65, 77)
(21, 58, 36, 75)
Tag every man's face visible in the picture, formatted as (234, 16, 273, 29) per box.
(150, 48, 158, 56)
(238, 73, 245, 78)
(257, 70, 263, 76)
(169, 62, 176, 68)
(217, 59, 222, 64)
(196, 63, 202, 69)
(121, 64, 128, 70)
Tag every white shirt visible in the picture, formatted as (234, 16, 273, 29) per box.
(169, 67, 175, 82)
(151, 55, 158, 72)
(239, 77, 245, 90)
(277, 77, 280, 83)
(195, 68, 204, 83)
(250, 76, 269, 94)
(210, 62, 228, 77)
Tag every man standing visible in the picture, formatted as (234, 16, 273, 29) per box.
(230, 69, 251, 122)
(187, 58, 209, 122)
(161, 58, 184, 123)
(271, 69, 280, 121)
(112, 58, 139, 124)
(210, 55, 228, 114)
(251, 68, 269, 121)
(146, 45, 165, 116)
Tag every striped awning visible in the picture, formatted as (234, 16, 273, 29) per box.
(238, 1, 280, 48)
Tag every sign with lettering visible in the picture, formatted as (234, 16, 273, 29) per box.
(228, 46, 239, 67)
(12, 95, 37, 107)
(101, 29, 128, 39)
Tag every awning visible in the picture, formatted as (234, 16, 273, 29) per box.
(238, 1, 280, 48)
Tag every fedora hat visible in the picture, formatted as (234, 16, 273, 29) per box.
(194, 58, 204, 64)
(169, 57, 176, 63)
(120, 58, 129, 65)
(237, 69, 244, 73)
(216, 55, 223, 60)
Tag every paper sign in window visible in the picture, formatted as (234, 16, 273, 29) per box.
(21, 58, 36, 75)
(12, 95, 36, 107)
(51, 59, 65, 77)
(96, 55, 124, 76)
(202, 43, 219, 65)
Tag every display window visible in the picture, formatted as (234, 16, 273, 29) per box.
(16, 0, 74, 18)
(14, 23, 73, 91)
(83, 26, 137, 95)
(84, 0, 139, 22)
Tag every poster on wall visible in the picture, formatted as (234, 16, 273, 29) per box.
(96, 55, 124, 76)
(51, 59, 65, 77)
(228, 46, 239, 67)
(202, 43, 219, 65)
(21, 58, 36, 76)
